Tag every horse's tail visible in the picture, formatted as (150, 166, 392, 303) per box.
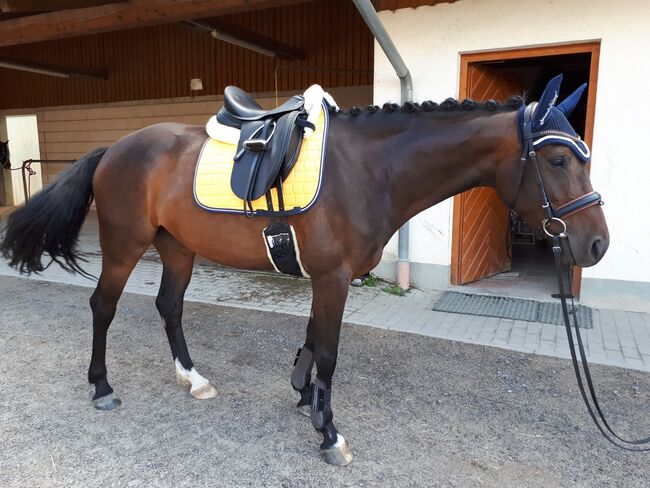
(0, 147, 108, 276)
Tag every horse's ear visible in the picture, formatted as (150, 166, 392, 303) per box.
(557, 83, 587, 117)
(533, 74, 563, 125)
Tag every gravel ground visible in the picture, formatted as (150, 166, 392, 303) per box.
(0, 276, 648, 488)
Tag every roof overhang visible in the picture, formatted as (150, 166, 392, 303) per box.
(0, 0, 313, 47)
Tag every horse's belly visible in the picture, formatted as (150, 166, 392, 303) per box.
(159, 204, 277, 272)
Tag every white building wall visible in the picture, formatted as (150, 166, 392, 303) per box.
(4, 115, 42, 205)
(373, 0, 650, 310)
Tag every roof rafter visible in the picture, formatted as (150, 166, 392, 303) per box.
(183, 18, 305, 59)
(0, 0, 312, 47)
(0, 55, 108, 79)
(0, 0, 128, 13)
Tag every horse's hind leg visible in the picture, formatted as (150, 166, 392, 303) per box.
(89, 237, 153, 410)
(154, 228, 217, 400)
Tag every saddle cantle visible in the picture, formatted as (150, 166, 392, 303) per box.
(217, 86, 306, 127)
(216, 86, 313, 212)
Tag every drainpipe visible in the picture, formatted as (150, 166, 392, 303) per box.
(352, 0, 412, 290)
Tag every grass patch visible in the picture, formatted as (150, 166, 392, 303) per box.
(362, 274, 380, 287)
(382, 285, 405, 296)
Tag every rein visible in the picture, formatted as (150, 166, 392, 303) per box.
(519, 103, 650, 451)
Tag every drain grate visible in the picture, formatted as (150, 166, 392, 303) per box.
(433, 292, 593, 328)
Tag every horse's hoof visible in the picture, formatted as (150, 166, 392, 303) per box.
(92, 392, 122, 411)
(321, 436, 353, 466)
(190, 383, 218, 400)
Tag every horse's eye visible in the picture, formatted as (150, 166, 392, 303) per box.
(549, 156, 566, 167)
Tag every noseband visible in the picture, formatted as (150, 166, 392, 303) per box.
(512, 102, 603, 238)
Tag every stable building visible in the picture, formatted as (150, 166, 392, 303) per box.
(0, 0, 375, 204)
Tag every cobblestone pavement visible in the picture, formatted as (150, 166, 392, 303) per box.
(1, 212, 648, 373)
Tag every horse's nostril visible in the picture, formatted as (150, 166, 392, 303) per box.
(590, 237, 607, 262)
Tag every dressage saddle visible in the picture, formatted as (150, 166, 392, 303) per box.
(217, 86, 312, 213)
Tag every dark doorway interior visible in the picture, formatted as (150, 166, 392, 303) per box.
(461, 53, 592, 299)
(0, 169, 6, 206)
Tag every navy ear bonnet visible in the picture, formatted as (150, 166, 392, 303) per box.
(517, 75, 590, 162)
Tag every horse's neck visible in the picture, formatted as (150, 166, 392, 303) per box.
(360, 110, 520, 229)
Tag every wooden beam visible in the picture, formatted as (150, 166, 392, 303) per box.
(0, 0, 311, 47)
(0, 55, 108, 79)
(184, 18, 304, 59)
(0, 0, 128, 13)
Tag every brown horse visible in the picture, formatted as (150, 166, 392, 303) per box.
(0, 76, 609, 465)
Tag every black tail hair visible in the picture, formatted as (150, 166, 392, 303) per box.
(0, 147, 108, 277)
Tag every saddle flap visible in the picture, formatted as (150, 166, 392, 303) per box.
(230, 110, 304, 203)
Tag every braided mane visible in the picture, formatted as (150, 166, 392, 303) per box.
(333, 96, 525, 116)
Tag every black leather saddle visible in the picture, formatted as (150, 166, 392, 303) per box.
(217, 86, 305, 127)
(217, 86, 312, 214)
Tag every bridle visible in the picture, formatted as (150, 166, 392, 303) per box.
(512, 102, 603, 228)
(517, 102, 650, 451)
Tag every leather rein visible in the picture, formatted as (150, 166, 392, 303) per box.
(517, 103, 650, 451)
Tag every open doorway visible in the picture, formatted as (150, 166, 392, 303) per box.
(451, 42, 600, 299)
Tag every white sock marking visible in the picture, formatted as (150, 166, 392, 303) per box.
(175, 358, 210, 393)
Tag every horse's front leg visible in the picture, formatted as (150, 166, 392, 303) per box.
(306, 269, 353, 465)
(291, 313, 315, 416)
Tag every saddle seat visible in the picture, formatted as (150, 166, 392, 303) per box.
(218, 86, 305, 129)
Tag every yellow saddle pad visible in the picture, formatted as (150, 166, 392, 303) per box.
(193, 104, 328, 215)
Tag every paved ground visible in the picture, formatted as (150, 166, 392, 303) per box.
(1, 277, 649, 488)
(1, 211, 649, 373)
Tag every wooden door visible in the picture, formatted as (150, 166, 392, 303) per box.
(451, 65, 524, 285)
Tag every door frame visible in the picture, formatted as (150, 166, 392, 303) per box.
(450, 41, 601, 296)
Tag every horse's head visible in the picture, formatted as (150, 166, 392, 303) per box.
(0, 140, 10, 169)
(498, 75, 609, 267)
